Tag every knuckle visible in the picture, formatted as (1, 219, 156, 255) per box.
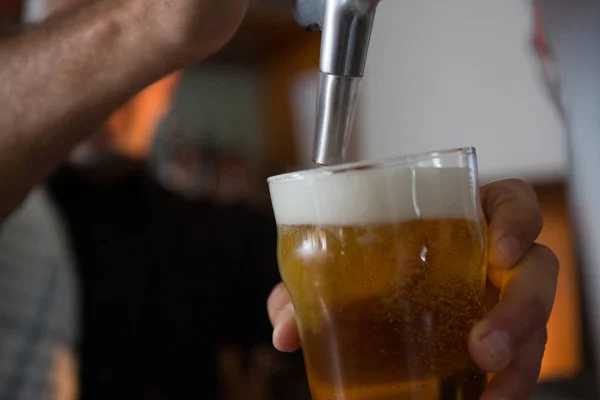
(516, 212, 543, 236)
(502, 179, 540, 208)
(523, 293, 553, 334)
(531, 243, 560, 278)
(506, 178, 537, 198)
(490, 179, 541, 214)
(507, 245, 558, 348)
(510, 310, 548, 353)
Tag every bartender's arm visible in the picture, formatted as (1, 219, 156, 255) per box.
(0, 0, 251, 220)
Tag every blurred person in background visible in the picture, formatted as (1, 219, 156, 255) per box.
(0, 1, 559, 400)
(47, 116, 289, 399)
(0, 180, 79, 400)
(27, 1, 291, 399)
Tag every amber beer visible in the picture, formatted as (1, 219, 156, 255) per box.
(268, 148, 488, 400)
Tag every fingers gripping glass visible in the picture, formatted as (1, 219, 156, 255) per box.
(268, 148, 489, 400)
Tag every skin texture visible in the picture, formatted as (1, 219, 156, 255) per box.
(44, 0, 182, 165)
(0, 0, 252, 220)
(268, 179, 559, 400)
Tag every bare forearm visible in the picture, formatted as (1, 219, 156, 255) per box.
(0, 0, 178, 218)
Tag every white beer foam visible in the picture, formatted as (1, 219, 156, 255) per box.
(269, 167, 480, 226)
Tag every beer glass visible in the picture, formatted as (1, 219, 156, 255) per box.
(268, 148, 488, 400)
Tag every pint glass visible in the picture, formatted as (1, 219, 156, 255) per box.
(268, 148, 488, 400)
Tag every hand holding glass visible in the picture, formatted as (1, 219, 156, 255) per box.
(268, 148, 488, 400)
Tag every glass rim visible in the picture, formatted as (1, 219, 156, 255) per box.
(267, 147, 476, 184)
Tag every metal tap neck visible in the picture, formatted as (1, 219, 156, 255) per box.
(294, 0, 380, 165)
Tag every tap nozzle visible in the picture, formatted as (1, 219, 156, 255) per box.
(294, 0, 380, 165)
(313, 72, 361, 165)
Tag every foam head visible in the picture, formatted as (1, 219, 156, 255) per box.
(269, 160, 481, 227)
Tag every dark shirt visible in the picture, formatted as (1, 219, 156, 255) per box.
(0, 187, 78, 400)
(47, 165, 285, 400)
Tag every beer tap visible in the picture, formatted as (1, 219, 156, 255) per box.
(293, 0, 381, 166)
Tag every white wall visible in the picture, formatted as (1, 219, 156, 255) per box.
(359, 0, 568, 182)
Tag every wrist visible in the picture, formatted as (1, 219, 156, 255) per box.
(127, 0, 198, 69)
(114, 0, 190, 75)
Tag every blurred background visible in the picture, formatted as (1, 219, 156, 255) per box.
(0, 0, 594, 399)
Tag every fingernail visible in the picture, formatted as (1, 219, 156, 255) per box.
(272, 304, 294, 343)
(480, 330, 512, 371)
(272, 322, 283, 344)
(496, 235, 520, 266)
